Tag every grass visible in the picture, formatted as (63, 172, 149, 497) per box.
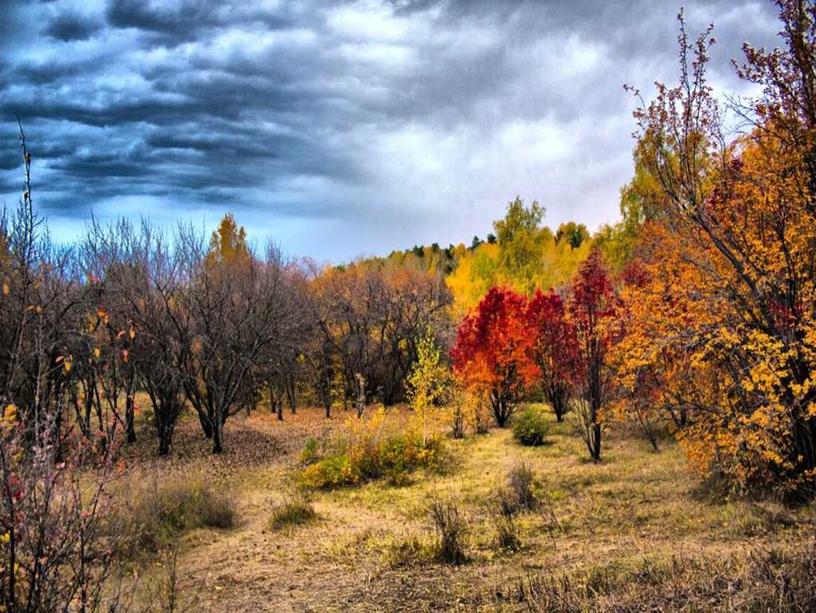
(269, 493, 318, 530)
(117, 404, 816, 611)
(107, 469, 236, 556)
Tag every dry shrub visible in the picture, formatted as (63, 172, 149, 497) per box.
(493, 463, 540, 553)
(495, 515, 521, 552)
(141, 541, 200, 613)
(269, 492, 317, 530)
(428, 498, 468, 564)
(497, 462, 539, 517)
(107, 471, 235, 555)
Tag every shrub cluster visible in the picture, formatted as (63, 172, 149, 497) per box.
(512, 406, 549, 446)
(298, 408, 447, 489)
(107, 473, 235, 555)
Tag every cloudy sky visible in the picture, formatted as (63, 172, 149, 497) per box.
(0, 0, 781, 262)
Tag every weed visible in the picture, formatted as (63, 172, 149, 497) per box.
(269, 492, 318, 530)
(428, 498, 468, 564)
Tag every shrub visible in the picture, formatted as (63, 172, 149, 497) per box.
(512, 406, 549, 446)
(269, 493, 317, 530)
(495, 515, 521, 552)
(428, 498, 467, 564)
(300, 437, 320, 465)
(108, 473, 235, 555)
(297, 408, 447, 489)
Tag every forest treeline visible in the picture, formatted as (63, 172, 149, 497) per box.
(2, 0, 816, 609)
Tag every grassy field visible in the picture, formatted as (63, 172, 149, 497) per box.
(119, 405, 815, 612)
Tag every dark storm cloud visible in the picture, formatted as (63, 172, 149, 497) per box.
(45, 13, 102, 41)
(0, 0, 783, 259)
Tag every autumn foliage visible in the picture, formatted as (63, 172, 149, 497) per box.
(452, 287, 536, 427)
(615, 1, 816, 497)
(526, 289, 578, 422)
(452, 257, 620, 452)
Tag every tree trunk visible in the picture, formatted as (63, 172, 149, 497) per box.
(198, 411, 213, 438)
(321, 373, 331, 419)
(553, 396, 565, 422)
(212, 415, 224, 454)
(125, 392, 136, 443)
(490, 391, 510, 427)
(286, 374, 297, 414)
(157, 421, 172, 456)
(590, 421, 601, 461)
(355, 373, 366, 418)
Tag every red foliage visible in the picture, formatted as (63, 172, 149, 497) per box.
(526, 289, 579, 421)
(568, 250, 621, 460)
(451, 287, 535, 427)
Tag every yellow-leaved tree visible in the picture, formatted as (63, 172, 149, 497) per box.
(619, 6, 816, 497)
(406, 327, 450, 445)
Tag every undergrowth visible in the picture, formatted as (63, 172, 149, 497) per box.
(297, 407, 448, 488)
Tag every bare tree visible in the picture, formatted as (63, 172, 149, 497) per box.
(0, 123, 128, 611)
(179, 237, 308, 452)
(311, 264, 451, 410)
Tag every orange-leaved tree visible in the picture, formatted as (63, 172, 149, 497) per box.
(451, 287, 535, 427)
(626, 4, 816, 496)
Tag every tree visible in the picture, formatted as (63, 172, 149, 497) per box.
(182, 234, 306, 453)
(626, 3, 816, 495)
(526, 289, 578, 422)
(124, 226, 191, 457)
(494, 197, 546, 295)
(555, 222, 589, 250)
(407, 327, 450, 445)
(568, 250, 620, 461)
(452, 287, 535, 427)
(205, 212, 250, 268)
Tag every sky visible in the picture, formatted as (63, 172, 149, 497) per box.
(0, 0, 782, 262)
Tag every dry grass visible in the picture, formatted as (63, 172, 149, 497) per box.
(118, 403, 816, 611)
(268, 492, 318, 531)
(107, 467, 236, 556)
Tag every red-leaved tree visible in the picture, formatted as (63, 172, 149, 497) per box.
(451, 287, 535, 427)
(526, 289, 579, 422)
(568, 250, 620, 461)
